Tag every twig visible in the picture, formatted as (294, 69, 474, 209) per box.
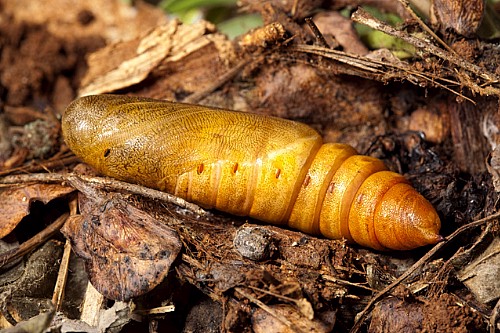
(321, 274, 376, 292)
(397, 0, 456, 54)
(246, 285, 307, 306)
(0, 154, 79, 177)
(132, 305, 175, 316)
(0, 173, 206, 216)
(291, 0, 299, 17)
(0, 213, 69, 271)
(427, 222, 493, 297)
(305, 17, 330, 49)
(491, 298, 500, 333)
(349, 210, 500, 333)
(351, 7, 500, 87)
(292, 44, 475, 102)
(52, 239, 72, 311)
(52, 198, 77, 310)
(235, 287, 300, 332)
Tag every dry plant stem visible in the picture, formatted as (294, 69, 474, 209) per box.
(292, 44, 474, 102)
(321, 274, 376, 292)
(234, 287, 296, 331)
(0, 155, 79, 177)
(67, 174, 205, 215)
(0, 173, 206, 215)
(52, 239, 72, 310)
(293, 45, 384, 72)
(0, 212, 69, 271)
(182, 59, 250, 104)
(305, 17, 330, 48)
(132, 305, 175, 316)
(350, 210, 500, 333)
(247, 285, 305, 305)
(51, 198, 77, 310)
(351, 8, 500, 94)
(491, 298, 500, 333)
(397, 0, 456, 54)
(423, 223, 494, 295)
(291, 0, 299, 17)
(130, 305, 176, 322)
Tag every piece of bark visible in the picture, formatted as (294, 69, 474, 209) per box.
(449, 96, 492, 174)
(79, 20, 235, 98)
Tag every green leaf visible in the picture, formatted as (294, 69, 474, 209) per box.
(160, 0, 237, 14)
(217, 14, 263, 39)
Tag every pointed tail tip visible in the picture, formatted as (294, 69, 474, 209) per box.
(427, 233, 445, 245)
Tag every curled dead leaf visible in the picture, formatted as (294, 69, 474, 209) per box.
(61, 191, 182, 301)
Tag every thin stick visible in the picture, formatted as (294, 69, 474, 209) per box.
(305, 17, 330, 48)
(351, 7, 500, 85)
(292, 44, 475, 102)
(51, 198, 77, 310)
(321, 274, 376, 292)
(490, 298, 500, 333)
(52, 239, 72, 310)
(397, 0, 456, 54)
(291, 0, 299, 17)
(0, 173, 206, 216)
(0, 155, 79, 177)
(0, 213, 69, 271)
(235, 287, 298, 331)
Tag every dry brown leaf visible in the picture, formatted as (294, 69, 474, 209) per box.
(312, 12, 369, 55)
(0, 184, 74, 239)
(457, 237, 500, 304)
(61, 191, 182, 301)
(78, 20, 179, 96)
